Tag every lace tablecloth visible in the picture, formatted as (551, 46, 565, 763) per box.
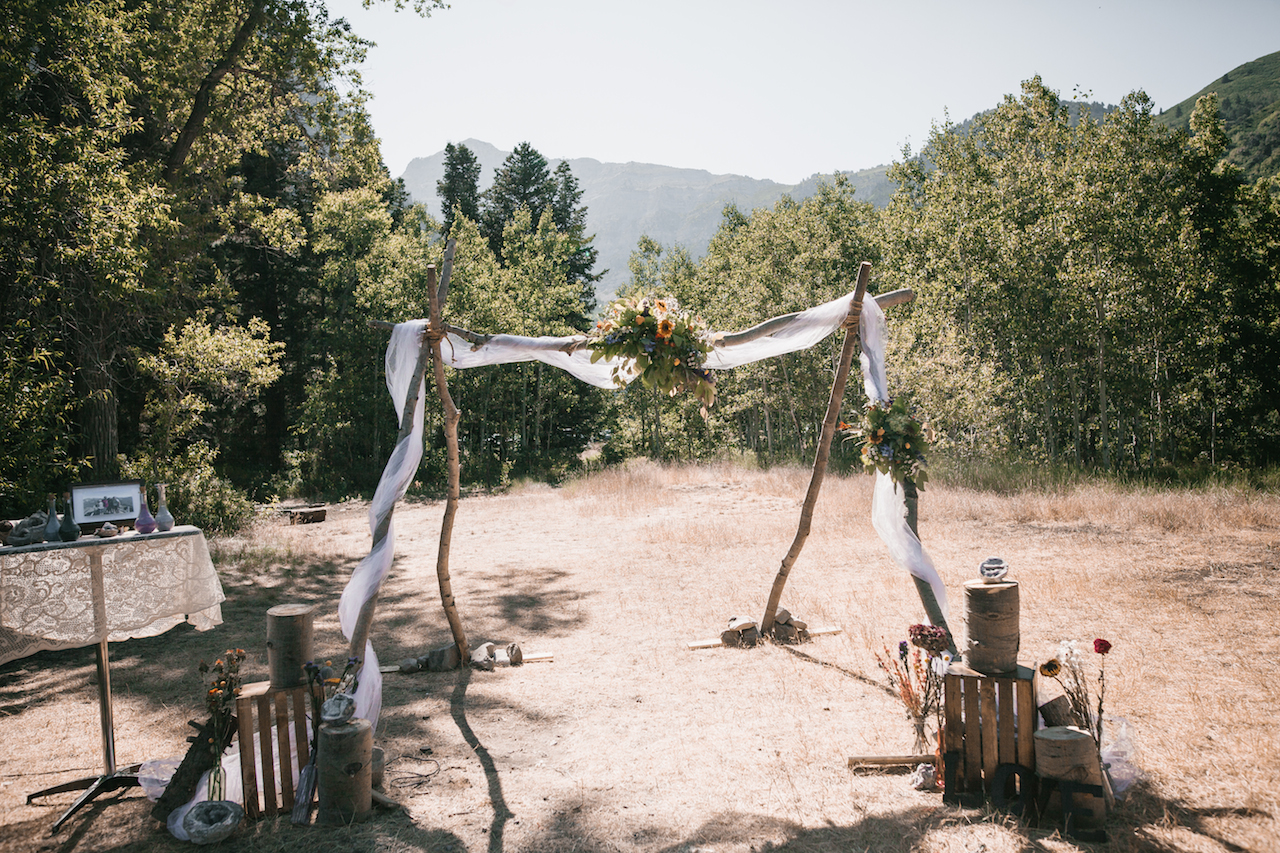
(0, 526, 224, 665)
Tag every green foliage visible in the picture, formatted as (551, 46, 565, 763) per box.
(883, 77, 1280, 472)
(122, 443, 254, 534)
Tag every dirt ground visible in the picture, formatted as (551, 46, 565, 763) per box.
(2, 461, 1277, 852)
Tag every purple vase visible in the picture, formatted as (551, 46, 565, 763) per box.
(135, 492, 157, 534)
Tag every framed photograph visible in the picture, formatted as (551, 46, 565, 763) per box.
(71, 480, 143, 529)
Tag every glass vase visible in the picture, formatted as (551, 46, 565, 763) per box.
(207, 765, 226, 801)
(59, 492, 80, 541)
(154, 483, 175, 532)
(135, 491, 157, 534)
(44, 494, 61, 542)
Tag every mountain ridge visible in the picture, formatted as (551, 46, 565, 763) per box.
(400, 139, 893, 300)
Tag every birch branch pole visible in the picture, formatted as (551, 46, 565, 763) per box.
(426, 246, 469, 661)
(760, 261, 871, 635)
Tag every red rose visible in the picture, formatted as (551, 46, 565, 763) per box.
(1093, 638, 1112, 655)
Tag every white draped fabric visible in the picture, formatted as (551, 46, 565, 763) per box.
(340, 288, 947, 725)
(858, 296, 949, 621)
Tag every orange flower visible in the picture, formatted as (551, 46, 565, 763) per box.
(656, 319, 674, 339)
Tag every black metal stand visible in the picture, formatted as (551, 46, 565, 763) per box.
(26, 638, 142, 834)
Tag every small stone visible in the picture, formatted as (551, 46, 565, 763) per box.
(726, 616, 756, 633)
(790, 618, 808, 630)
(506, 643, 523, 666)
(774, 608, 792, 626)
(470, 642, 496, 671)
(909, 762, 938, 791)
(399, 658, 420, 674)
(738, 626, 760, 647)
(183, 799, 244, 844)
(772, 624, 798, 644)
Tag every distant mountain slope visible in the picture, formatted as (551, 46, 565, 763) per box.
(1154, 50, 1280, 181)
(400, 139, 893, 302)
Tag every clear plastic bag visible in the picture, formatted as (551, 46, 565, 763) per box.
(1099, 714, 1142, 797)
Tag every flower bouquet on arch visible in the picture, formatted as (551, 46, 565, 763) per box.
(843, 396, 930, 489)
(587, 294, 716, 409)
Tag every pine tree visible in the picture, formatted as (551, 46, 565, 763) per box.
(436, 142, 481, 234)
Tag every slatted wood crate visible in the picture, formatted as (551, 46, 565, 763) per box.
(942, 662, 1037, 799)
(235, 681, 320, 819)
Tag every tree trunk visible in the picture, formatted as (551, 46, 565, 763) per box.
(163, 0, 268, 183)
(1094, 292, 1110, 470)
(80, 344, 119, 478)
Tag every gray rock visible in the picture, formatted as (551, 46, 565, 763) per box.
(399, 657, 420, 674)
(506, 643, 523, 666)
(183, 799, 243, 844)
(321, 693, 356, 725)
(6, 513, 47, 546)
(774, 608, 792, 626)
(421, 644, 461, 672)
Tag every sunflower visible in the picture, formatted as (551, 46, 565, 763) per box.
(1039, 658, 1062, 678)
(656, 318, 674, 340)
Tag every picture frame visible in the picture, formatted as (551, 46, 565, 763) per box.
(70, 480, 144, 530)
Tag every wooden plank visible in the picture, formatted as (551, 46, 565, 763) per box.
(943, 673, 963, 757)
(1016, 675, 1036, 770)
(292, 687, 311, 774)
(236, 696, 260, 819)
(274, 691, 294, 809)
(962, 676, 981, 792)
(997, 677, 1016, 772)
(979, 678, 998, 787)
(847, 754, 935, 767)
(257, 693, 278, 816)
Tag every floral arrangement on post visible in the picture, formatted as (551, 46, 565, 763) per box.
(873, 624, 954, 755)
(198, 648, 246, 800)
(587, 294, 716, 408)
(1039, 638, 1112, 745)
(842, 396, 930, 488)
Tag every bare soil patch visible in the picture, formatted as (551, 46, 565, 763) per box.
(2, 462, 1277, 852)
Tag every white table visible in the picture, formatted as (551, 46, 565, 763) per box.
(0, 526, 224, 832)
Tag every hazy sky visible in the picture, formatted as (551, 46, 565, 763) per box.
(325, 0, 1280, 185)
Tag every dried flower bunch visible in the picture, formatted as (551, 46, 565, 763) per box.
(588, 294, 716, 408)
(842, 396, 930, 488)
(1040, 637, 1112, 744)
(873, 624, 954, 754)
(198, 648, 246, 765)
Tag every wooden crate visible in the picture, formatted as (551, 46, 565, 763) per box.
(942, 662, 1037, 800)
(235, 681, 320, 819)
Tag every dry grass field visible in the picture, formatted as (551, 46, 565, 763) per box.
(2, 461, 1277, 852)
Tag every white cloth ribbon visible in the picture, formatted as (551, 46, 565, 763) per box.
(857, 296, 948, 621)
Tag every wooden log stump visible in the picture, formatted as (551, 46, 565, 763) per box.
(317, 718, 373, 825)
(266, 603, 316, 690)
(1034, 726, 1111, 824)
(962, 579, 1019, 675)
